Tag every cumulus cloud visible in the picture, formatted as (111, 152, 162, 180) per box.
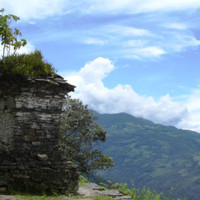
(65, 57, 190, 129)
(177, 88, 200, 132)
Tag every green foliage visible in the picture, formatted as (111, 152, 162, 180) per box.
(101, 181, 186, 200)
(78, 175, 89, 186)
(94, 112, 198, 200)
(0, 8, 27, 58)
(0, 9, 54, 80)
(93, 196, 113, 200)
(117, 183, 163, 200)
(0, 50, 55, 80)
(16, 195, 65, 200)
(7, 181, 59, 196)
(59, 97, 114, 174)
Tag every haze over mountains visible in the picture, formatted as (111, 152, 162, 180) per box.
(93, 111, 200, 200)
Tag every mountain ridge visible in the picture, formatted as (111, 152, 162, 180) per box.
(92, 110, 198, 134)
(92, 111, 200, 200)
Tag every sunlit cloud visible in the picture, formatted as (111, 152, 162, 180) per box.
(177, 88, 200, 132)
(64, 57, 196, 130)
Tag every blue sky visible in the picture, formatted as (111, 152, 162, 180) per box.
(1, 0, 200, 132)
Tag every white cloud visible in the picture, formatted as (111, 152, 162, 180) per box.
(126, 46, 166, 58)
(80, 25, 165, 59)
(67, 57, 114, 86)
(65, 57, 191, 130)
(81, 0, 200, 14)
(105, 25, 153, 37)
(2, 0, 200, 21)
(125, 40, 147, 47)
(0, 42, 35, 58)
(15, 43, 35, 54)
(79, 22, 199, 59)
(84, 38, 106, 45)
(171, 35, 200, 52)
(164, 23, 187, 30)
(177, 88, 200, 132)
(0, 0, 68, 20)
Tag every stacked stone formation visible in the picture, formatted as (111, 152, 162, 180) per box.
(0, 76, 78, 194)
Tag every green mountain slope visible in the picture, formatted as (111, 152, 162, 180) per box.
(94, 111, 200, 200)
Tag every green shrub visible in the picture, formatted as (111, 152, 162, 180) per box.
(16, 195, 65, 200)
(59, 98, 114, 174)
(78, 175, 89, 186)
(0, 50, 55, 80)
(102, 181, 187, 200)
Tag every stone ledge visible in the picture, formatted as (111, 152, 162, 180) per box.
(77, 183, 132, 200)
(0, 195, 23, 200)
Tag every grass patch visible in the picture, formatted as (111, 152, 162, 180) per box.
(0, 50, 55, 80)
(93, 196, 113, 200)
(16, 195, 66, 200)
(78, 175, 89, 187)
(16, 194, 113, 200)
(99, 181, 187, 200)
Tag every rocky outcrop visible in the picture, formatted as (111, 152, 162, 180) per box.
(0, 195, 23, 200)
(75, 183, 132, 200)
(0, 75, 78, 194)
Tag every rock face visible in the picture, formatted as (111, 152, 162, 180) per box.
(0, 195, 23, 200)
(0, 75, 79, 194)
(76, 183, 132, 200)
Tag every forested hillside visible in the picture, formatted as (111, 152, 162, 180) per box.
(94, 111, 200, 200)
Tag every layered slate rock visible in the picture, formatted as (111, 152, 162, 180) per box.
(0, 74, 78, 194)
(77, 183, 132, 200)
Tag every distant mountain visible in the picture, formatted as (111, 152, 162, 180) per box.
(93, 111, 200, 200)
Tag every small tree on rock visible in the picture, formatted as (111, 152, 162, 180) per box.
(0, 8, 27, 58)
(59, 97, 114, 174)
